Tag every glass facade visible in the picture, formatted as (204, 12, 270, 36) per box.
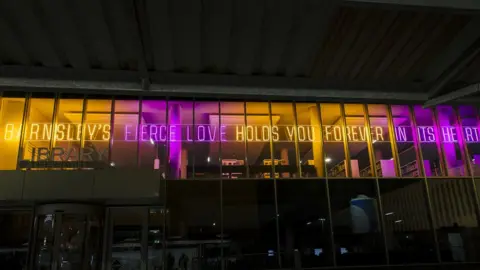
(2, 93, 480, 269)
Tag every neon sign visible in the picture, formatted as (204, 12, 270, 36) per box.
(3, 123, 480, 143)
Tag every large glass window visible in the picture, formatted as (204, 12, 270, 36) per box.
(271, 103, 298, 178)
(277, 180, 333, 268)
(321, 104, 346, 177)
(220, 102, 247, 179)
(367, 104, 396, 177)
(295, 103, 323, 178)
(435, 106, 467, 177)
(111, 99, 139, 168)
(413, 106, 444, 177)
(84, 98, 112, 167)
(379, 179, 436, 263)
(193, 101, 220, 179)
(223, 180, 278, 269)
(344, 104, 372, 178)
(0, 96, 26, 169)
(138, 99, 167, 172)
(52, 98, 84, 164)
(457, 105, 480, 176)
(21, 96, 56, 167)
(245, 102, 272, 179)
(329, 179, 386, 266)
(428, 178, 480, 262)
(166, 180, 221, 269)
(391, 105, 420, 177)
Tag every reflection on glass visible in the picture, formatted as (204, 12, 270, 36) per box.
(110, 208, 144, 270)
(277, 180, 333, 268)
(321, 104, 346, 177)
(35, 214, 55, 269)
(368, 105, 395, 177)
(220, 102, 246, 179)
(391, 105, 420, 177)
(58, 215, 87, 269)
(271, 103, 298, 178)
(458, 106, 480, 176)
(0, 211, 32, 269)
(0, 97, 25, 169)
(166, 181, 221, 270)
(413, 106, 444, 176)
(379, 179, 436, 263)
(246, 102, 272, 179)
(223, 180, 278, 269)
(344, 104, 372, 178)
(428, 179, 480, 262)
(329, 179, 386, 265)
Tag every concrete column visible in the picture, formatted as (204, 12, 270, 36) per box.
(169, 104, 182, 179)
(309, 106, 324, 176)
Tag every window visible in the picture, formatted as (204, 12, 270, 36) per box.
(0, 96, 26, 169)
(220, 102, 247, 179)
(271, 103, 298, 178)
(0, 211, 32, 269)
(139, 99, 167, 172)
(84, 99, 112, 167)
(344, 104, 372, 178)
(367, 104, 395, 177)
(295, 103, 323, 177)
(111, 99, 139, 168)
(321, 104, 346, 177)
(245, 102, 272, 179)
(193, 101, 220, 178)
(391, 105, 420, 177)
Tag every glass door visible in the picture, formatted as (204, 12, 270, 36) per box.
(32, 204, 103, 270)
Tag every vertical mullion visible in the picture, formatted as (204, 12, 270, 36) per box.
(409, 105, 442, 263)
(27, 207, 38, 270)
(52, 212, 63, 270)
(432, 107, 448, 176)
(141, 208, 149, 270)
(78, 96, 88, 168)
(317, 103, 336, 266)
(386, 105, 402, 177)
(218, 101, 225, 270)
(137, 97, 144, 168)
(101, 208, 111, 270)
(165, 98, 170, 179)
(48, 93, 60, 155)
(340, 104, 352, 177)
(268, 101, 282, 268)
(16, 92, 31, 170)
(363, 104, 389, 265)
(192, 99, 196, 179)
(292, 102, 302, 177)
(243, 101, 249, 178)
(108, 97, 116, 164)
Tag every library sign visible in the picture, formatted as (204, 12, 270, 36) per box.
(3, 123, 480, 144)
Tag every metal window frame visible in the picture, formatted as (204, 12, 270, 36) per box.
(386, 105, 402, 177)
(16, 92, 31, 170)
(292, 102, 302, 177)
(340, 104, 352, 177)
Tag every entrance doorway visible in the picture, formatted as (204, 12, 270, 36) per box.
(31, 204, 104, 270)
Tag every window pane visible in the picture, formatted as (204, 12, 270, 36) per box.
(368, 105, 395, 177)
(0, 211, 32, 268)
(246, 102, 272, 179)
(321, 104, 346, 177)
(436, 106, 467, 177)
(428, 178, 480, 262)
(413, 106, 444, 176)
(109, 208, 145, 269)
(458, 105, 480, 176)
(220, 102, 246, 179)
(193, 102, 220, 179)
(329, 179, 386, 265)
(295, 103, 323, 177)
(344, 104, 372, 178)
(391, 105, 420, 177)
(84, 99, 111, 167)
(52, 99, 83, 164)
(277, 180, 333, 268)
(223, 180, 278, 269)
(148, 207, 165, 269)
(271, 103, 298, 178)
(22, 98, 55, 165)
(139, 100, 167, 172)
(111, 99, 139, 168)
(0, 97, 25, 169)
(166, 180, 221, 269)
(379, 179, 436, 263)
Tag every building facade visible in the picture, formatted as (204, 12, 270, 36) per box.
(1, 92, 480, 269)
